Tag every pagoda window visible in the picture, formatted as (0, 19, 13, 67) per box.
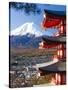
(57, 49, 63, 58)
(57, 44, 62, 49)
(60, 25, 64, 34)
(57, 44, 63, 59)
(55, 73, 61, 85)
(55, 73, 66, 85)
(59, 20, 64, 34)
(57, 44, 66, 59)
(53, 55, 58, 61)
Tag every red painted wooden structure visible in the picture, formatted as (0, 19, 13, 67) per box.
(41, 10, 66, 35)
(39, 9, 66, 85)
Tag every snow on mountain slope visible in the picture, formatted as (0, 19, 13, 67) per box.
(10, 22, 48, 37)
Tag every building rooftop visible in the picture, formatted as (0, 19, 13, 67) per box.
(44, 9, 66, 17)
(42, 35, 66, 44)
(39, 61, 66, 73)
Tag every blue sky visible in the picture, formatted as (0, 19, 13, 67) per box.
(10, 3, 66, 36)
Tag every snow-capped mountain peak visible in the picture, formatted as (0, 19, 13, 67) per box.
(10, 22, 47, 37)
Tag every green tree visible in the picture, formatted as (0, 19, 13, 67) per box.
(9, 2, 41, 15)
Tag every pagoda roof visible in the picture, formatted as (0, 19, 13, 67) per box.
(42, 36, 66, 44)
(44, 9, 66, 17)
(39, 61, 66, 73)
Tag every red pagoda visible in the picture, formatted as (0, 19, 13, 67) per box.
(39, 9, 66, 85)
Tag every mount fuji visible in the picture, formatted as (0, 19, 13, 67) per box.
(10, 22, 49, 48)
(10, 22, 47, 37)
